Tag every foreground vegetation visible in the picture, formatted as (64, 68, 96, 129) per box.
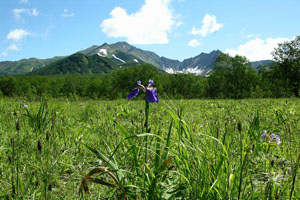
(0, 98, 299, 199)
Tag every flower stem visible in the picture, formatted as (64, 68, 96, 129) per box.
(144, 100, 149, 132)
(144, 99, 150, 165)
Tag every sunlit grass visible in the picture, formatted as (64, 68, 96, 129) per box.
(0, 98, 299, 199)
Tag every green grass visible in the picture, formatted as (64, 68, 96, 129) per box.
(0, 98, 299, 199)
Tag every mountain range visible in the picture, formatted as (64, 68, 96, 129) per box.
(0, 42, 271, 76)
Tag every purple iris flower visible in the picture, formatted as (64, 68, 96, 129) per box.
(127, 80, 159, 103)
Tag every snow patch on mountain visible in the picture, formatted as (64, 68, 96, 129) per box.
(112, 54, 125, 63)
(97, 49, 107, 57)
(164, 66, 204, 75)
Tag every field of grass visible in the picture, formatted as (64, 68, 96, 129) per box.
(0, 98, 299, 199)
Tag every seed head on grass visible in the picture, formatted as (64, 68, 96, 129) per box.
(237, 122, 242, 133)
(37, 139, 42, 152)
(15, 120, 20, 131)
(13, 111, 18, 116)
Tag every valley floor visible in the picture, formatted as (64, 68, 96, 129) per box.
(0, 98, 299, 199)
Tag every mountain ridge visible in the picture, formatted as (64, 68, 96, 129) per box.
(0, 41, 271, 76)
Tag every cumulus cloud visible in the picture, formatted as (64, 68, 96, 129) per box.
(188, 39, 201, 47)
(62, 9, 75, 17)
(191, 14, 223, 37)
(3, 29, 31, 57)
(12, 8, 39, 20)
(1, 44, 20, 57)
(225, 37, 291, 61)
(101, 0, 178, 44)
(7, 29, 30, 41)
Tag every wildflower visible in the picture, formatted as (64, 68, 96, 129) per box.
(261, 130, 267, 141)
(127, 80, 158, 103)
(271, 134, 281, 145)
(261, 131, 281, 145)
(23, 104, 28, 109)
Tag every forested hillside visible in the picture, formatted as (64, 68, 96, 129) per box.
(1, 36, 299, 99)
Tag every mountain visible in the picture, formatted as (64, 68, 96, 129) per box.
(78, 42, 221, 75)
(78, 42, 181, 69)
(28, 53, 141, 75)
(0, 56, 64, 75)
(0, 41, 271, 76)
(251, 60, 272, 68)
(168, 50, 222, 75)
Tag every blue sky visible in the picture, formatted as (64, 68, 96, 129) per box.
(0, 0, 299, 62)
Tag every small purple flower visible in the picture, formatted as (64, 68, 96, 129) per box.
(271, 134, 281, 145)
(261, 131, 281, 145)
(23, 104, 28, 109)
(127, 80, 159, 103)
(261, 130, 268, 141)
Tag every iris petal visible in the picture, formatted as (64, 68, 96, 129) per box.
(127, 88, 140, 100)
(261, 131, 267, 141)
(146, 88, 159, 103)
(148, 80, 154, 87)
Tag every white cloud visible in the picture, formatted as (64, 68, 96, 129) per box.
(12, 8, 39, 20)
(188, 39, 201, 47)
(30, 8, 39, 16)
(225, 37, 291, 61)
(7, 44, 19, 51)
(246, 34, 260, 39)
(62, 9, 75, 17)
(191, 14, 223, 37)
(1, 44, 19, 57)
(7, 29, 30, 41)
(13, 8, 26, 20)
(101, 0, 178, 44)
(19, 0, 28, 4)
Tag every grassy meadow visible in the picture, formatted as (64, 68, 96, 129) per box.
(0, 98, 299, 199)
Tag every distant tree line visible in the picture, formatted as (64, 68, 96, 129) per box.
(0, 36, 299, 99)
